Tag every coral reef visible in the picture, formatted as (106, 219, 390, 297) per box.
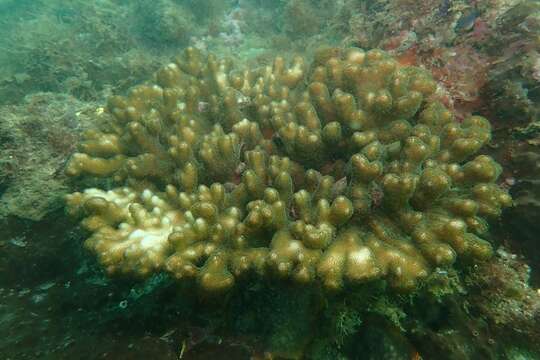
(0, 1, 537, 358)
(343, 0, 540, 121)
(65, 47, 511, 294)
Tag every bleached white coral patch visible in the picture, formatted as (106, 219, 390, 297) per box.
(78, 188, 185, 276)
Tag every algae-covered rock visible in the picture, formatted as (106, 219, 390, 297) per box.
(0, 93, 98, 220)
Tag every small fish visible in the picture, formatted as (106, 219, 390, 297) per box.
(197, 101, 210, 113)
(332, 177, 348, 196)
(9, 237, 27, 247)
(456, 9, 480, 33)
(231, 88, 251, 109)
(438, 0, 452, 17)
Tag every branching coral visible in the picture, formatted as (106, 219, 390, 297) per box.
(65, 47, 512, 294)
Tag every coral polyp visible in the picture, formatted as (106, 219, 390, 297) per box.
(65, 47, 512, 293)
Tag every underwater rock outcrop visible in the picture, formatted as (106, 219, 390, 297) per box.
(65, 47, 512, 294)
(0, 93, 96, 220)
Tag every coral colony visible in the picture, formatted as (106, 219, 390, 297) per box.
(65, 47, 511, 294)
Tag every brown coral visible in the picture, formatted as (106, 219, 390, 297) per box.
(65, 47, 511, 294)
